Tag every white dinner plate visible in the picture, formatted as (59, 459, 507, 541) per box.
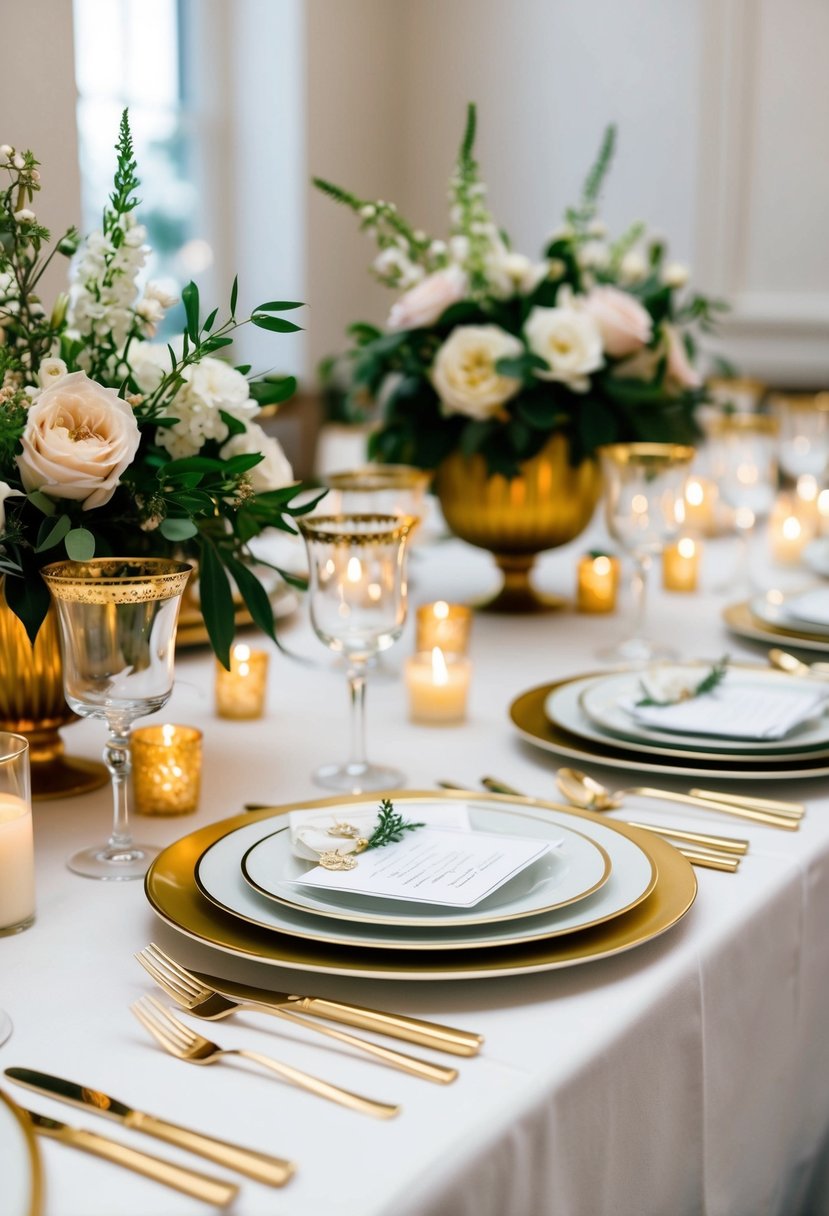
(750, 591, 829, 637)
(0, 1089, 42, 1216)
(196, 803, 655, 951)
(723, 601, 829, 656)
(804, 538, 829, 580)
(240, 801, 610, 926)
(571, 666, 829, 755)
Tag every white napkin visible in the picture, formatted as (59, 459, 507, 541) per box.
(289, 804, 472, 860)
(623, 679, 829, 741)
(782, 589, 829, 627)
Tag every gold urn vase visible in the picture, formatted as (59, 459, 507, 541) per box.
(0, 583, 107, 799)
(433, 433, 601, 612)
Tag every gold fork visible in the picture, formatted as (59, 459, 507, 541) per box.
(131, 996, 400, 1120)
(136, 944, 457, 1085)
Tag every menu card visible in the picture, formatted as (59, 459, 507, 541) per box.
(292, 827, 553, 908)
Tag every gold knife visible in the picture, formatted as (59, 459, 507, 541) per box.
(6, 1067, 294, 1187)
(21, 1107, 239, 1207)
(191, 972, 484, 1057)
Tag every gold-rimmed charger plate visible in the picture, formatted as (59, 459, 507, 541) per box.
(724, 600, 829, 655)
(511, 677, 829, 780)
(144, 791, 696, 981)
(0, 1088, 44, 1216)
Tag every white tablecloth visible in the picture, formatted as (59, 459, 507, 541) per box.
(5, 530, 829, 1216)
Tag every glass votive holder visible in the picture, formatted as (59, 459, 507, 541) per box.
(662, 538, 701, 592)
(415, 601, 473, 653)
(576, 554, 620, 613)
(0, 733, 34, 936)
(404, 648, 471, 725)
(132, 724, 203, 817)
(215, 644, 269, 720)
(768, 492, 815, 564)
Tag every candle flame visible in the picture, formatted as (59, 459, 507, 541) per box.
(433, 601, 449, 619)
(162, 723, 176, 745)
(346, 557, 363, 583)
(686, 478, 705, 507)
(431, 646, 449, 686)
(677, 537, 696, 559)
(797, 474, 818, 503)
(593, 556, 611, 576)
(782, 515, 802, 541)
(233, 644, 251, 662)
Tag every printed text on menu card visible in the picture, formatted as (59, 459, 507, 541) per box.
(294, 828, 551, 908)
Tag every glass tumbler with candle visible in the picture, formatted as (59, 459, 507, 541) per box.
(42, 558, 191, 880)
(298, 514, 415, 791)
(598, 443, 695, 661)
(0, 732, 33, 1044)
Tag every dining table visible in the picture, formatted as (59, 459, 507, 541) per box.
(5, 522, 829, 1216)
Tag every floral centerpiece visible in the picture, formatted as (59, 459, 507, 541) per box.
(0, 112, 315, 667)
(315, 104, 721, 480)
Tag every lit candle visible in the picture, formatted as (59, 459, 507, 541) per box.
(415, 601, 473, 653)
(662, 537, 701, 592)
(0, 794, 34, 935)
(576, 554, 620, 613)
(215, 643, 269, 719)
(132, 724, 203, 816)
(769, 494, 814, 564)
(404, 647, 471, 724)
(683, 477, 717, 533)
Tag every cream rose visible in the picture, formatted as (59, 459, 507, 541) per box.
(387, 265, 468, 331)
(524, 304, 603, 392)
(583, 286, 653, 358)
(430, 325, 523, 420)
(220, 423, 295, 493)
(16, 371, 141, 509)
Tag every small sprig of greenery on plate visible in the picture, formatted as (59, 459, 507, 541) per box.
(635, 655, 730, 708)
(365, 799, 426, 850)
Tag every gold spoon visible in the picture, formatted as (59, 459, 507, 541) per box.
(554, 767, 799, 830)
(769, 648, 829, 680)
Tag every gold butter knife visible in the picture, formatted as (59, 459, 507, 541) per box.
(22, 1107, 238, 1207)
(6, 1067, 294, 1187)
(191, 972, 483, 1057)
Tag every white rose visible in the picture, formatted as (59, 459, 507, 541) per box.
(583, 286, 653, 358)
(620, 251, 648, 283)
(128, 341, 174, 392)
(183, 357, 253, 415)
(38, 358, 68, 388)
(16, 371, 140, 509)
(387, 265, 468, 331)
(430, 325, 523, 420)
(524, 305, 604, 392)
(0, 481, 22, 532)
(220, 423, 294, 492)
(487, 250, 549, 299)
(663, 261, 690, 289)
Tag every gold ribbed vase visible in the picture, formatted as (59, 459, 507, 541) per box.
(434, 433, 601, 612)
(0, 582, 107, 799)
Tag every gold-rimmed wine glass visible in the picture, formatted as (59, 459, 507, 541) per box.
(298, 514, 415, 792)
(323, 465, 431, 528)
(709, 414, 778, 589)
(41, 558, 191, 880)
(598, 443, 695, 662)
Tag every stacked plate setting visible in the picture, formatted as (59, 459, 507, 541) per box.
(725, 587, 829, 656)
(510, 662, 829, 779)
(144, 791, 697, 981)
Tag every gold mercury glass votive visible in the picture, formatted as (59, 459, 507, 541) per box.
(131, 724, 202, 816)
(662, 538, 701, 592)
(215, 644, 269, 720)
(576, 554, 620, 613)
(415, 601, 473, 653)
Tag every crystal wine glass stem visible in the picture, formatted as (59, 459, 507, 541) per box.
(630, 551, 651, 641)
(103, 720, 133, 850)
(347, 662, 369, 774)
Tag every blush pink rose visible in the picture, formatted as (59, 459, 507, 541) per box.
(387, 265, 468, 331)
(664, 323, 702, 389)
(17, 371, 141, 509)
(583, 285, 653, 357)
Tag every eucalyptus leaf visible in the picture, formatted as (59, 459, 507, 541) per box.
(65, 528, 96, 561)
(160, 518, 198, 542)
(27, 491, 56, 517)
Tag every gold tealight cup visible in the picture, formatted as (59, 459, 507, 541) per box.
(415, 601, 473, 654)
(131, 724, 202, 817)
(215, 644, 269, 720)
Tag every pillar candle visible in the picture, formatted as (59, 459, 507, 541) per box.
(215, 644, 269, 719)
(0, 794, 34, 935)
(404, 648, 471, 724)
(662, 537, 701, 592)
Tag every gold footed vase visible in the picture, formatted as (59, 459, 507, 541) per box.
(434, 434, 601, 613)
(0, 583, 108, 799)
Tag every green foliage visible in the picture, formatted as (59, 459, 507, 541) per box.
(365, 799, 426, 850)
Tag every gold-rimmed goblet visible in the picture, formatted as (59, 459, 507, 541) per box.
(41, 558, 191, 880)
(598, 443, 695, 662)
(709, 414, 778, 589)
(298, 514, 415, 792)
(323, 465, 431, 529)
